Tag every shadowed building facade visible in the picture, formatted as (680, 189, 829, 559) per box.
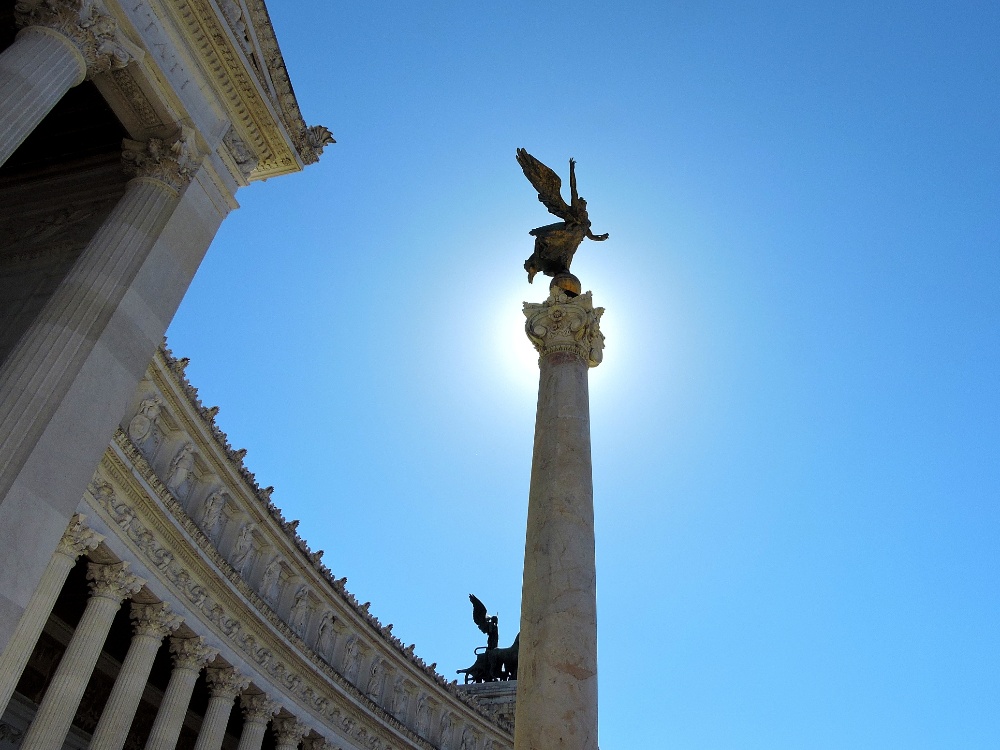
(0, 1, 513, 748)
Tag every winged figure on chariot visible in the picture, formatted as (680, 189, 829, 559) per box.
(457, 594, 519, 683)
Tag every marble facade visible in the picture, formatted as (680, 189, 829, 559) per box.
(0, 0, 513, 747)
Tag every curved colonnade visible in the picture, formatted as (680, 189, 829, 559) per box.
(0, 345, 511, 750)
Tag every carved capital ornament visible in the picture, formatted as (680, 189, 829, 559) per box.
(524, 289, 605, 367)
(86, 561, 144, 602)
(241, 692, 279, 723)
(131, 601, 183, 638)
(169, 635, 218, 669)
(14, 0, 135, 76)
(205, 666, 251, 700)
(122, 130, 199, 192)
(56, 513, 104, 560)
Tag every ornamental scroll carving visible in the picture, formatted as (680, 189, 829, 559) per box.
(523, 288, 605, 367)
(122, 131, 199, 192)
(14, 0, 135, 76)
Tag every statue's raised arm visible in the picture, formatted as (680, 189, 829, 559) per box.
(516, 148, 608, 286)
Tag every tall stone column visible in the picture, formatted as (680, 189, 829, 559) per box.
(0, 513, 102, 716)
(272, 716, 309, 750)
(192, 666, 251, 750)
(89, 602, 183, 750)
(0, 0, 134, 167)
(236, 694, 279, 750)
(144, 636, 218, 750)
(514, 285, 605, 750)
(20, 561, 144, 750)
(0, 130, 208, 653)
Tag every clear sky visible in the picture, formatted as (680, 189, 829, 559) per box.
(166, 2, 999, 747)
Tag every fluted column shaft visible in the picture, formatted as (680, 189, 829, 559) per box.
(20, 562, 143, 750)
(192, 667, 250, 750)
(515, 289, 604, 750)
(144, 637, 218, 750)
(89, 603, 182, 750)
(236, 694, 278, 750)
(0, 161, 190, 504)
(0, 26, 85, 166)
(0, 514, 101, 716)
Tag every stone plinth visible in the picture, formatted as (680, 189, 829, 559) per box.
(515, 288, 604, 750)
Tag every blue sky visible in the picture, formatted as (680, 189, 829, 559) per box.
(166, 3, 999, 747)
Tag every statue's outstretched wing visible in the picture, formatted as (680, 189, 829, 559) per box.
(516, 148, 571, 220)
(469, 594, 490, 635)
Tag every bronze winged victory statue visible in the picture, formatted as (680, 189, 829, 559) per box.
(457, 594, 519, 683)
(516, 148, 608, 288)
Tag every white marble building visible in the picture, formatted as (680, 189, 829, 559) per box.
(0, 0, 514, 748)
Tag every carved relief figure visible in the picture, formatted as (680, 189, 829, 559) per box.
(201, 490, 226, 536)
(288, 585, 310, 634)
(415, 694, 431, 736)
(166, 443, 196, 496)
(128, 395, 162, 451)
(393, 678, 409, 718)
(343, 636, 362, 683)
(438, 712, 454, 749)
(460, 726, 477, 750)
(259, 557, 281, 602)
(230, 522, 255, 568)
(316, 610, 336, 658)
(365, 658, 385, 701)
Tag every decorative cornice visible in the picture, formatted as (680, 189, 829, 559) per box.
(14, 0, 136, 77)
(524, 289, 605, 367)
(122, 131, 199, 192)
(86, 561, 143, 602)
(56, 513, 104, 560)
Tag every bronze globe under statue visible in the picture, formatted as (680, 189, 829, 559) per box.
(516, 148, 609, 295)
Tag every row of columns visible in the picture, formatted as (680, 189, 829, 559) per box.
(0, 514, 326, 750)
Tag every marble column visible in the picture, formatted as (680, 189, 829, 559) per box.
(515, 285, 605, 750)
(20, 562, 144, 750)
(192, 666, 251, 750)
(143, 636, 218, 750)
(272, 716, 309, 750)
(89, 602, 183, 750)
(0, 513, 102, 716)
(237, 694, 279, 750)
(0, 0, 134, 167)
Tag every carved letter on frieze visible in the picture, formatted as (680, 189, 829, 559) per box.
(122, 130, 199, 193)
(14, 0, 136, 76)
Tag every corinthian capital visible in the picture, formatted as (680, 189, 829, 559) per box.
(86, 561, 144, 602)
(240, 692, 279, 723)
(205, 666, 251, 700)
(169, 635, 218, 670)
(56, 513, 104, 560)
(14, 0, 135, 76)
(524, 289, 605, 367)
(272, 716, 309, 746)
(122, 129, 199, 192)
(130, 601, 183, 639)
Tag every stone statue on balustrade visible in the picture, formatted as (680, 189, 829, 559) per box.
(516, 148, 608, 290)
